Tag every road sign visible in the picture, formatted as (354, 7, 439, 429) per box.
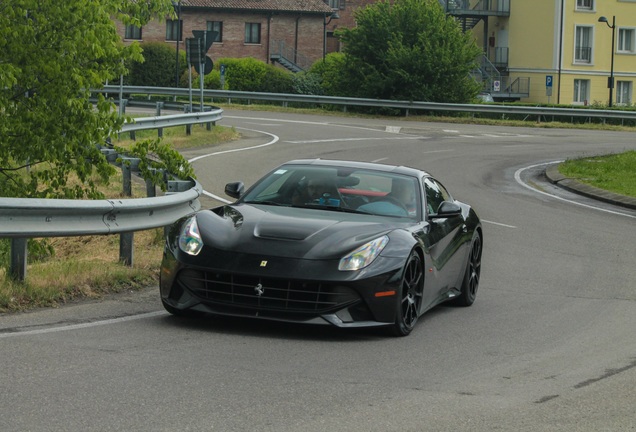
(192, 30, 218, 53)
(194, 56, 214, 75)
(493, 80, 501, 92)
(546, 75, 553, 87)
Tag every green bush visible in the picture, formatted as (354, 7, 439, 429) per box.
(128, 42, 186, 87)
(261, 67, 294, 94)
(222, 57, 268, 91)
(306, 53, 347, 96)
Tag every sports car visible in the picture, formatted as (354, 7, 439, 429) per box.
(160, 159, 482, 336)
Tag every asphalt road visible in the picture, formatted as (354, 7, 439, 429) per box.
(2, 110, 635, 431)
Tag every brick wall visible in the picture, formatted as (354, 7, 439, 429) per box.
(117, 11, 329, 67)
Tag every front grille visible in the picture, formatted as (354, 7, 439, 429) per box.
(177, 269, 359, 314)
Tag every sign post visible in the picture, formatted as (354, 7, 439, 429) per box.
(186, 30, 218, 112)
(546, 75, 553, 103)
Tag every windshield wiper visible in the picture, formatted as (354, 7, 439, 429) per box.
(301, 203, 372, 215)
(244, 200, 287, 207)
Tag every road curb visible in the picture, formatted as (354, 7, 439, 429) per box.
(545, 164, 636, 210)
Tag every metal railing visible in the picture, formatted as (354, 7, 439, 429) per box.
(98, 85, 636, 122)
(1, 106, 213, 281)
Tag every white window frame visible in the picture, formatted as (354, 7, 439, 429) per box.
(574, 25, 593, 64)
(618, 28, 636, 53)
(576, 0, 594, 10)
(616, 81, 633, 105)
(573, 79, 590, 104)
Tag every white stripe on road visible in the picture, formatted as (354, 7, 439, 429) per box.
(0, 311, 167, 339)
(515, 161, 636, 219)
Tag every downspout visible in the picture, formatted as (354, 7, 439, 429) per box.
(295, 16, 300, 64)
(267, 14, 272, 63)
(557, 0, 564, 104)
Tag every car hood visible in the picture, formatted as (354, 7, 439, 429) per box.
(196, 204, 403, 260)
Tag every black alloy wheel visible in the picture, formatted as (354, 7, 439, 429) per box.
(453, 233, 482, 307)
(392, 251, 424, 336)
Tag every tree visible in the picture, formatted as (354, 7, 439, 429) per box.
(0, 0, 190, 200)
(335, 0, 482, 103)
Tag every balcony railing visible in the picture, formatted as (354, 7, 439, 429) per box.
(444, 0, 510, 15)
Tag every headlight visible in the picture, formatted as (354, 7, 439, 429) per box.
(178, 217, 203, 256)
(338, 235, 389, 271)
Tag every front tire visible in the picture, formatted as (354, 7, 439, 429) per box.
(452, 232, 482, 307)
(392, 251, 424, 337)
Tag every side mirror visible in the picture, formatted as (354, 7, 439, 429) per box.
(224, 181, 244, 199)
(429, 201, 462, 219)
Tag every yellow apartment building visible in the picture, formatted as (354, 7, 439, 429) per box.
(446, 0, 636, 105)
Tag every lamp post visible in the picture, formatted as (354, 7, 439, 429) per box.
(598, 15, 616, 107)
(323, 12, 340, 62)
(172, 1, 182, 88)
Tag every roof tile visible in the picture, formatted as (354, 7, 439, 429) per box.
(181, 0, 333, 14)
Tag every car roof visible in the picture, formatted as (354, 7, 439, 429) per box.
(283, 159, 431, 178)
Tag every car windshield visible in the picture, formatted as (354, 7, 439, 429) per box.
(240, 164, 420, 220)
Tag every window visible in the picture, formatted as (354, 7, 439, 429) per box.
(618, 28, 635, 53)
(574, 26, 592, 63)
(573, 79, 590, 104)
(617, 81, 633, 105)
(166, 20, 182, 41)
(576, 0, 593, 10)
(207, 21, 223, 43)
(124, 25, 142, 40)
(424, 178, 451, 216)
(244, 23, 261, 44)
(325, 0, 345, 9)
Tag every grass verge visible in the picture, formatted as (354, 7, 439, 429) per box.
(559, 151, 636, 198)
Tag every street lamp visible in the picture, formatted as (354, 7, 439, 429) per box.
(598, 15, 616, 107)
(172, 1, 182, 88)
(323, 12, 340, 62)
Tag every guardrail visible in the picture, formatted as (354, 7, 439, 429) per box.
(99, 85, 636, 124)
(1, 178, 202, 282)
(1, 104, 213, 282)
(120, 110, 223, 133)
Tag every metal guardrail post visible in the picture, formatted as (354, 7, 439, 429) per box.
(156, 102, 164, 137)
(120, 157, 141, 197)
(10, 238, 28, 282)
(120, 232, 134, 266)
(184, 105, 192, 136)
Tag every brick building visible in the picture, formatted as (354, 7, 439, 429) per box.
(115, 0, 341, 71)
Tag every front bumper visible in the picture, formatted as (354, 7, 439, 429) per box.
(160, 248, 405, 327)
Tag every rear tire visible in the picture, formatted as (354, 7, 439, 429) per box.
(391, 251, 424, 337)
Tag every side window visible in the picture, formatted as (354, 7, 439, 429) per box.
(424, 178, 451, 216)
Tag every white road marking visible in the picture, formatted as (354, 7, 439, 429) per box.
(515, 161, 636, 219)
(482, 219, 517, 228)
(0, 311, 167, 339)
(188, 127, 279, 163)
(285, 136, 428, 144)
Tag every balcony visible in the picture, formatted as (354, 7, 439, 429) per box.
(443, 0, 510, 17)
